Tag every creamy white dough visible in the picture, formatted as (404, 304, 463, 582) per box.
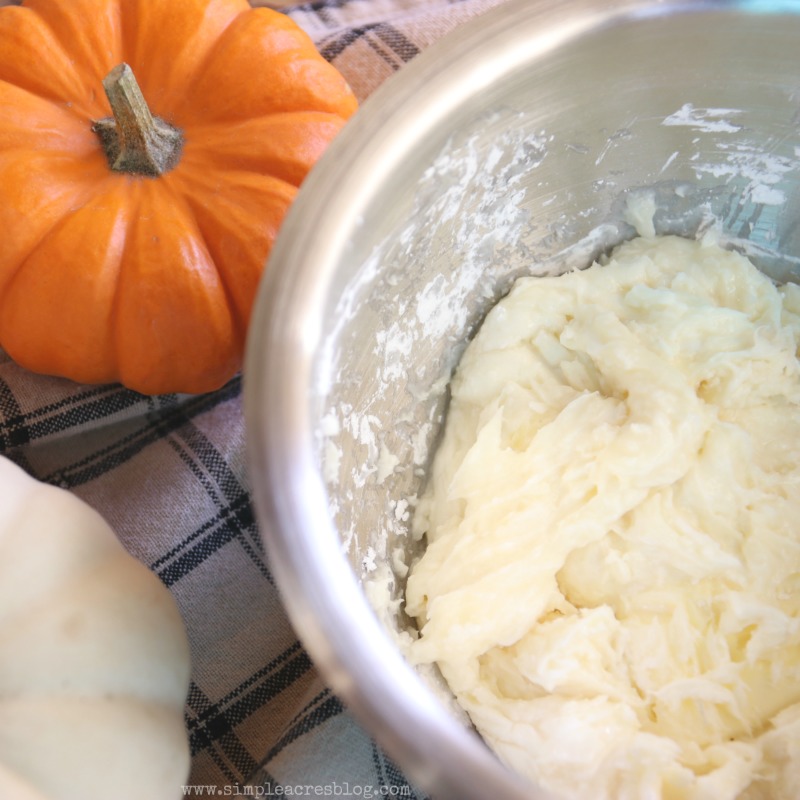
(405, 235, 800, 800)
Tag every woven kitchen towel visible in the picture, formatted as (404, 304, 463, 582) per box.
(0, 0, 511, 798)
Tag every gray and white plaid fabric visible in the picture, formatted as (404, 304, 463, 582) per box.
(0, 0, 511, 797)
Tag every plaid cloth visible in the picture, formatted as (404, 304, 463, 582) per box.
(0, 0, 511, 797)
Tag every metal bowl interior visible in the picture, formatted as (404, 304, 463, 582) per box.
(244, 1, 800, 798)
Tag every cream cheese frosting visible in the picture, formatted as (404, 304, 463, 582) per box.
(405, 234, 800, 800)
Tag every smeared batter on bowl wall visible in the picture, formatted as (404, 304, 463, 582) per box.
(404, 234, 800, 800)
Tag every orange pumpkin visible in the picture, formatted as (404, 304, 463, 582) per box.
(0, 0, 357, 395)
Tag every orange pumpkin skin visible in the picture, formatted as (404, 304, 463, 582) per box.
(0, 0, 357, 395)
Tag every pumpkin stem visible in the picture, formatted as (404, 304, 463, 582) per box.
(92, 63, 183, 177)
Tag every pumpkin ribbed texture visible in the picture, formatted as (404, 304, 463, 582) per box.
(0, 0, 357, 395)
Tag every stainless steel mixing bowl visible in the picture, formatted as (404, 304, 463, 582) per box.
(244, 1, 800, 797)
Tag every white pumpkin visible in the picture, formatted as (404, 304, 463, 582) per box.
(0, 455, 191, 800)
